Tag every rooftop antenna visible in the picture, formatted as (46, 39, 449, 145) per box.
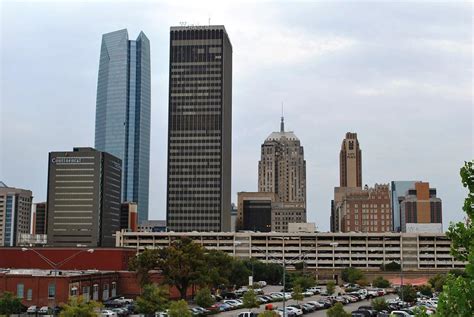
(280, 102, 284, 132)
(208, 16, 211, 26)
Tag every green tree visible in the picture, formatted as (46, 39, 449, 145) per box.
(242, 289, 259, 309)
(194, 287, 214, 308)
(398, 284, 417, 303)
(293, 262, 305, 270)
(135, 284, 169, 314)
(0, 292, 24, 316)
(371, 297, 388, 312)
(168, 300, 191, 317)
(417, 284, 433, 297)
(229, 259, 251, 287)
(157, 238, 207, 299)
(341, 267, 364, 283)
(59, 296, 101, 317)
(428, 273, 446, 292)
(292, 284, 304, 303)
(326, 281, 336, 295)
(326, 302, 350, 317)
(372, 276, 390, 288)
(258, 311, 279, 317)
(204, 250, 234, 289)
(128, 248, 160, 287)
(380, 261, 401, 271)
(438, 161, 474, 316)
(293, 274, 316, 290)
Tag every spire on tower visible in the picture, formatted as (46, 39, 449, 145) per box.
(280, 102, 284, 132)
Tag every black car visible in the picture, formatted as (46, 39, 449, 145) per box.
(351, 310, 372, 317)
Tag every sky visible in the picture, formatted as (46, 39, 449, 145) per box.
(0, 0, 472, 231)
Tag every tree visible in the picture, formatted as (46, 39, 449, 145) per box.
(0, 292, 24, 316)
(372, 276, 390, 288)
(371, 297, 388, 312)
(292, 284, 304, 303)
(428, 273, 446, 292)
(194, 287, 214, 308)
(293, 262, 305, 270)
(242, 289, 259, 309)
(341, 267, 364, 283)
(380, 261, 401, 271)
(230, 259, 251, 287)
(204, 250, 234, 289)
(135, 284, 169, 315)
(59, 296, 101, 317)
(326, 281, 336, 295)
(326, 302, 350, 317)
(168, 300, 191, 317)
(417, 284, 433, 297)
(398, 284, 417, 303)
(437, 161, 474, 316)
(413, 306, 430, 317)
(157, 238, 207, 299)
(128, 248, 160, 287)
(258, 311, 279, 317)
(292, 274, 317, 290)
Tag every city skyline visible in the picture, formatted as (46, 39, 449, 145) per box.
(1, 1, 471, 231)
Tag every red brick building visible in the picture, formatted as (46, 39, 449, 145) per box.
(0, 269, 119, 307)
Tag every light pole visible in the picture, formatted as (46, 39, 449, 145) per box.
(22, 247, 94, 314)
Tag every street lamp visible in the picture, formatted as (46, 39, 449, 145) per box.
(21, 247, 94, 314)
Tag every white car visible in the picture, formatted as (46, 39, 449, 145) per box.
(101, 310, 117, 317)
(302, 290, 314, 296)
(27, 306, 38, 314)
(390, 311, 413, 316)
(223, 299, 243, 308)
(38, 306, 49, 314)
(307, 301, 324, 309)
(286, 306, 303, 316)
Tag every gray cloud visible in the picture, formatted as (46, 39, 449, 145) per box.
(1, 0, 472, 231)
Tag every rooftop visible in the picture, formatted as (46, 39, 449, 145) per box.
(265, 117, 300, 141)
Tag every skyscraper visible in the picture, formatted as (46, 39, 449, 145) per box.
(94, 29, 151, 223)
(32, 202, 47, 235)
(339, 132, 362, 188)
(0, 182, 32, 246)
(47, 148, 122, 247)
(258, 117, 306, 204)
(166, 25, 232, 232)
(258, 117, 307, 231)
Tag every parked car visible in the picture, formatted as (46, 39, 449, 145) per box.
(286, 306, 303, 316)
(27, 306, 38, 314)
(307, 301, 325, 310)
(238, 312, 259, 317)
(390, 311, 414, 316)
(38, 306, 49, 314)
(101, 310, 118, 317)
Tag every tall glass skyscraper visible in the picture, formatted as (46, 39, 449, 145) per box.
(95, 29, 151, 223)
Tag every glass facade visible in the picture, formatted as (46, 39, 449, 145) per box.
(391, 181, 416, 232)
(95, 29, 151, 223)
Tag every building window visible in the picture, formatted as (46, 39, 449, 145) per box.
(103, 284, 109, 300)
(93, 284, 99, 301)
(82, 286, 90, 302)
(27, 289, 32, 301)
(111, 282, 117, 297)
(48, 283, 55, 299)
(17, 284, 24, 298)
(70, 286, 78, 297)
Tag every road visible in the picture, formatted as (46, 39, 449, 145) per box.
(218, 292, 397, 317)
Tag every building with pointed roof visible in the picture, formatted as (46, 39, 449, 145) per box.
(256, 117, 307, 231)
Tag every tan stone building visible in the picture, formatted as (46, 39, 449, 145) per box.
(256, 117, 307, 232)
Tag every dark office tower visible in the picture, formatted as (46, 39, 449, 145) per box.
(94, 29, 151, 223)
(166, 25, 232, 232)
(47, 148, 122, 247)
(339, 132, 362, 188)
(32, 202, 47, 235)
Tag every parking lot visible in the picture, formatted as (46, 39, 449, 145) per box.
(217, 286, 397, 316)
